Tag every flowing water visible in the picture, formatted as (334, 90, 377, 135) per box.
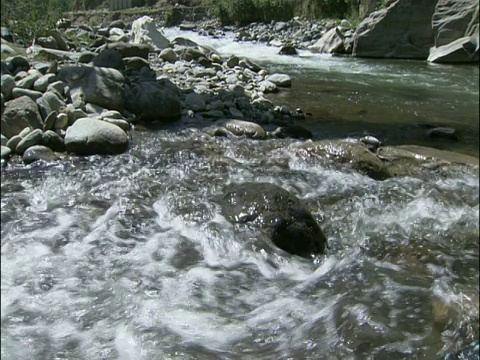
(1, 28, 479, 359)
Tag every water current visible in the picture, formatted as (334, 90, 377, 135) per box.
(1, 28, 479, 359)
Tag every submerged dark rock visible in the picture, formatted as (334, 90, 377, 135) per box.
(219, 182, 328, 258)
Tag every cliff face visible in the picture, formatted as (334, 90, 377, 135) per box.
(352, 0, 479, 62)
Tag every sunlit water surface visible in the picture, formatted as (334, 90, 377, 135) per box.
(1, 28, 479, 360)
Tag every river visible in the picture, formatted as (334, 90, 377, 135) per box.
(1, 28, 479, 359)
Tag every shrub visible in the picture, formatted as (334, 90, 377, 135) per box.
(211, 0, 354, 25)
(1, 0, 73, 45)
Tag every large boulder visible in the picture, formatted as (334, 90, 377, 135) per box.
(427, 33, 479, 62)
(130, 16, 170, 51)
(91, 49, 125, 71)
(219, 182, 328, 258)
(64, 117, 129, 155)
(125, 80, 181, 121)
(376, 144, 479, 178)
(292, 139, 387, 179)
(57, 65, 125, 112)
(428, 0, 479, 62)
(23, 145, 58, 164)
(106, 42, 150, 60)
(353, 0, 438, 59)
(432, 0, 479, 47)
(309, 27, 346, 54)
(1, 96, 43, 138)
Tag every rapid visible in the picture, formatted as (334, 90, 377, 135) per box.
(1, 27, 479, 359)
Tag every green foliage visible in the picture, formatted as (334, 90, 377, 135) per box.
(211, 0, 354, 24)
(1, 0, 74, 45)
(211, 0, 294, 25)
(294, 0, 351, 19)
(345, 7, 362, 27)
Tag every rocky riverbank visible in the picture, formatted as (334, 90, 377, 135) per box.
(1, 13, 479, 258)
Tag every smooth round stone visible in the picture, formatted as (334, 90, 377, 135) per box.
(15, 128, 43, 154)
(426, 127, 458, 140)
(1, 134, 8, 146)
(43, 110, 58, 131)
(42, 130, 65, 152)
(1, 145, 12, 160)
(6, 135, 22, 151)
(22, 145, 58, 164)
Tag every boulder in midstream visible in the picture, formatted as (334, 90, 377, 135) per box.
(218, 182, 328, 258)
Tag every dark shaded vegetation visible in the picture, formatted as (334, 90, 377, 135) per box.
(210, 0, 357, 24)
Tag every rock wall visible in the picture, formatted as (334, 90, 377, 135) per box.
(352, 0, 479, 62)
(353, 0, 438, 59)
(428, 0, 479, 62)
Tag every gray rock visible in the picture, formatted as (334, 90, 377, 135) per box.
(1, 145, 11, 160)
(376, 144, 479, 178)
(1, 74, 15, 100)
(54, 113, 69, 130)
(272, 124, 313, 139)
(228, 107, 244, 118)
(100, 110, 123, 119)
(16, 72, 41, 89)
(123, 56, 150, 71)
(65, 104, 87, 125)
(159, 48, 178, 63)
(309, 27, 345, 54)
(15, 128, 43, 154)
(19, 127, 32, 138)
(106, 42, 150, 60)
(23, 145, 58, 164)
(1, 134, 7, 146)
(184, 92, 206, 111)
(131, 16, 170, 51)
(78, 51, 97, 64)
(219, 182, 328, 257)
(11, 87, 43, 101)
(33, 73, 56, 92)
(36, 90, 66, 119)
(91, 49, 125, 71)
(432, 0, 478, 47)
(222, 119, 266, 139)
(42, 130, 65, 152)
(258, 80, 278, 93)
(293, 139, 387, 180)
(65, 117, 129, 155)
(125, 81, 181, 121)
(85, 102, 106, 115)
(57, 65, 125, 112)
(47, 30, 69, 51)
(108, 19, 126, 30)
(238, 58, 262, 72)
(46, 80, 65, 96)
(279, 45, 298, 55)
(1, 44, 16, 55)
(102, 118, 131, 132)
(43, 110, 58, 131)
(427, 33, 479, 63)
(226, 55, 239, 68)
(36, 36, 58, 49)
(7, 55, 29, 73)
(1, 96, 43, 138)
(6, 135, 22, 151)
(425, 127, 458, 140)
(201, 110, 224, 118)
(266, 73, 292, 87)
(353, 0, 438, 59)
